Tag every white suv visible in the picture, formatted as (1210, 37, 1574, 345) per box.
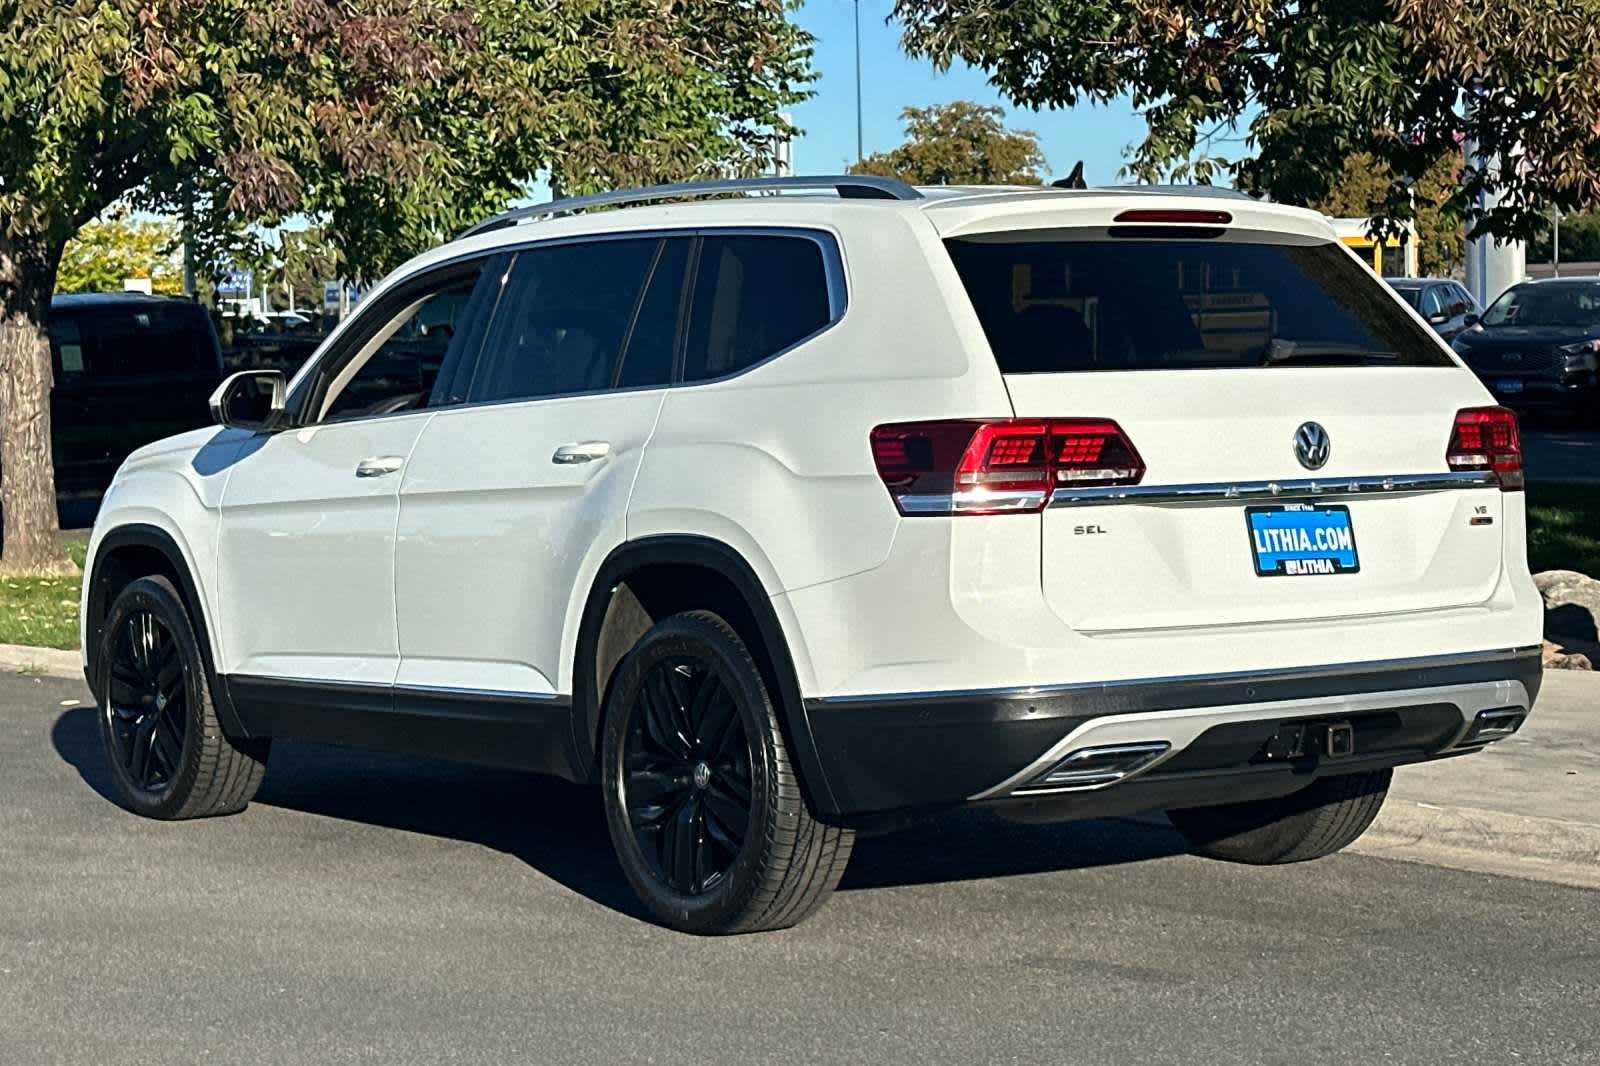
(81, 176, 1543, 934)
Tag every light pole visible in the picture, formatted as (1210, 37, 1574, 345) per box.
(854, 0, 863, 165)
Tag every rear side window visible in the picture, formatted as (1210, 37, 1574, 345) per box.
(51, 304, 219, 379)
(682, 235, 831, 382)
(469, 238, 660, 403)
(945, 237, 1455, 371)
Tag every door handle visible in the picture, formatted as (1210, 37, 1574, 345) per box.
(355, 456, 405, 478)
(551, 441, 612, 465)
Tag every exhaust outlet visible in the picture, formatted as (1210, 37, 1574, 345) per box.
(1014, 741, 1171, 794)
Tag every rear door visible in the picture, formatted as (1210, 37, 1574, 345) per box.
(393, 235, 686, 698)
(946, 232, 1506, 633)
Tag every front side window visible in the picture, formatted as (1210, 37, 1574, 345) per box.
(681, 235, 832, 382)
(321, 268, 486, 422)
(468, 238, 661, 403)
(946, 236, 1456, 371)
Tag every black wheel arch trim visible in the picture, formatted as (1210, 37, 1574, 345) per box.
(84, 523, 250, 740)
(573, 535, 842, 818)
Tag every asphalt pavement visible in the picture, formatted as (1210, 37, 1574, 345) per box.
(2, 672, 1597, 1065)
(1523, 427, 1600, 483)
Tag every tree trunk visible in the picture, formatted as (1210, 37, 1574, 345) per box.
(0, 232, 71, 576)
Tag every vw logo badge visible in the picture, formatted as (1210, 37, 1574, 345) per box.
(1294, 422, 1331, 470)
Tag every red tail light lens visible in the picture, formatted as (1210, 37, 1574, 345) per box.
(1446, 406, 1523, 491)
(870, 419, 1145, 515)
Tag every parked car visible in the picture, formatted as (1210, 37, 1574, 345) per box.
(80, 177, 1542, 935)
(1450, 277, 1600, 417)
(48, 293, 224, 526)
(1385, 277, 1479, 340)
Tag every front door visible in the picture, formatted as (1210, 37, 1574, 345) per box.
(214, 257, 500, 686)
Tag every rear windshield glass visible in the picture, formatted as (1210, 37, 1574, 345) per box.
(1480, 283, 1600, 328)
(945, 237, 1454, 371)
(50, 304, 219, 378)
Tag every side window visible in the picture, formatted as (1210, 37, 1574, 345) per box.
(1451, 284, 1475, 315)
(321, 266, 486, 422)
(616, 239, 691, 390)
(1420, 286, 1444, 318)
(468, 238, 661, 403)
(681, 235, 832, 383)
(49, 316, 87, 376)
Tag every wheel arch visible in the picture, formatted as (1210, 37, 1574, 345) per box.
(84, 523, 247, 738)
(572, 535, 841, 818)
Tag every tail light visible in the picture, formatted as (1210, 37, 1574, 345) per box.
(870, 419, 1145, 515)
(1446, 406, 1523, 491)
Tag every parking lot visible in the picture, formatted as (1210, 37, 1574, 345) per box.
(3, 671, 1596, 1065)
(1524, 426, 1600, 483)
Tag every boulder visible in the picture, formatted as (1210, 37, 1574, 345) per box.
(1534, 570, 1600, 670)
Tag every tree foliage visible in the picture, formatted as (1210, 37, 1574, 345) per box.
(1530, 212, 1600, 263)
(1313, 151, 1465, 277)
(0, 0, 812, 571)
(57, 216, 183, 295)
(850, 101, 1047, 185)
(893, 0, 1600, 238)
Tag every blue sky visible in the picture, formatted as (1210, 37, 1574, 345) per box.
(788, 1, 1148, 184)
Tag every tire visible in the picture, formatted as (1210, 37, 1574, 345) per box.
(600, 610, 854, 934)
(94, 575, 270, 820)
(1166, 768, 1391, 865)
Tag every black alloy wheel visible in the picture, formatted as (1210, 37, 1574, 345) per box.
(95, 574, 270, 820)
(104, 609, 188, 794)
(600, 610, 854, 935)
(621, 656, 753, 895)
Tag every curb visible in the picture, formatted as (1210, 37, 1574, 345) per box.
(1351, 799, 1600, 891)
(0, 642, 82, 681)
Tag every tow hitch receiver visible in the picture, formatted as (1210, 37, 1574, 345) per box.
(1323, 721, 1354, 758)
(1261, 720, 1355, 761)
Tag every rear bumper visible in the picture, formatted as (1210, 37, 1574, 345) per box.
(800, 646, 1542, 825)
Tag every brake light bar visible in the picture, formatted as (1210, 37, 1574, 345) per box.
(870, 419, 1146, 515)
(1112, 208, 1233, 225)
(1446, 406, 1523, 491)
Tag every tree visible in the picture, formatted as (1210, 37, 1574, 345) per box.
(894, 0, 1600, 237)
(0, 1, 810, 573)
(850, 101, 1046, 185)
(57, 216, 184, 295)
(1530, 213, 1600, 264)
(1312, 151, 1465, 277)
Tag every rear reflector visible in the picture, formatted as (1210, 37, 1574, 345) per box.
(1112, 208, 1233, 225)
(870, 419, 1145, 515)
(1446, 407, 1523, 491)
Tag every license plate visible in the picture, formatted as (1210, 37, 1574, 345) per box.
(1495, 378, 1524, 395)
(1246, 504, 1360, 577)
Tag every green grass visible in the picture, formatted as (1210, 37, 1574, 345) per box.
(1526, 482, 1600, 577)
(0, 538, 87, 651)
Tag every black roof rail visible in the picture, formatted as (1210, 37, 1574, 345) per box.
(458, 175, 923, 240)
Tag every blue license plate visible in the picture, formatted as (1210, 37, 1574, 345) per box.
(1495, 378, 1524, 395)
(1246, 504, 1360, 577)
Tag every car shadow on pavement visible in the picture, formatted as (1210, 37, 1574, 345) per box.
(51, 706, 1190, 920)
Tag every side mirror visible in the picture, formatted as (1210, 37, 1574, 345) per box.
(210, 370, 288, 431)
(1463, 313, 1481, 327)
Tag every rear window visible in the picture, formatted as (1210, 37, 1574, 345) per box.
(50, 304, 220, 378)
(946, 237, 1455, 371)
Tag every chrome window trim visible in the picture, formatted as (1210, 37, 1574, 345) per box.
(288, 225, 849, 428)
